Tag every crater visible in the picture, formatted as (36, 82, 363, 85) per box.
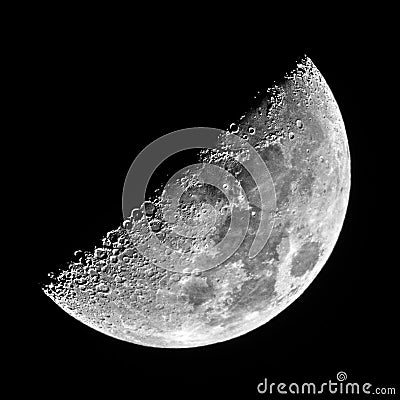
(182, 277, 213, 307)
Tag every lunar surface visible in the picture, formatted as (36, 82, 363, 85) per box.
(43, 56, 350, 347)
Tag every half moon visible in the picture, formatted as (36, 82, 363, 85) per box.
(44, 56, 350, 348)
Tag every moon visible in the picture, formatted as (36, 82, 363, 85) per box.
(43, 56, 350, 348)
